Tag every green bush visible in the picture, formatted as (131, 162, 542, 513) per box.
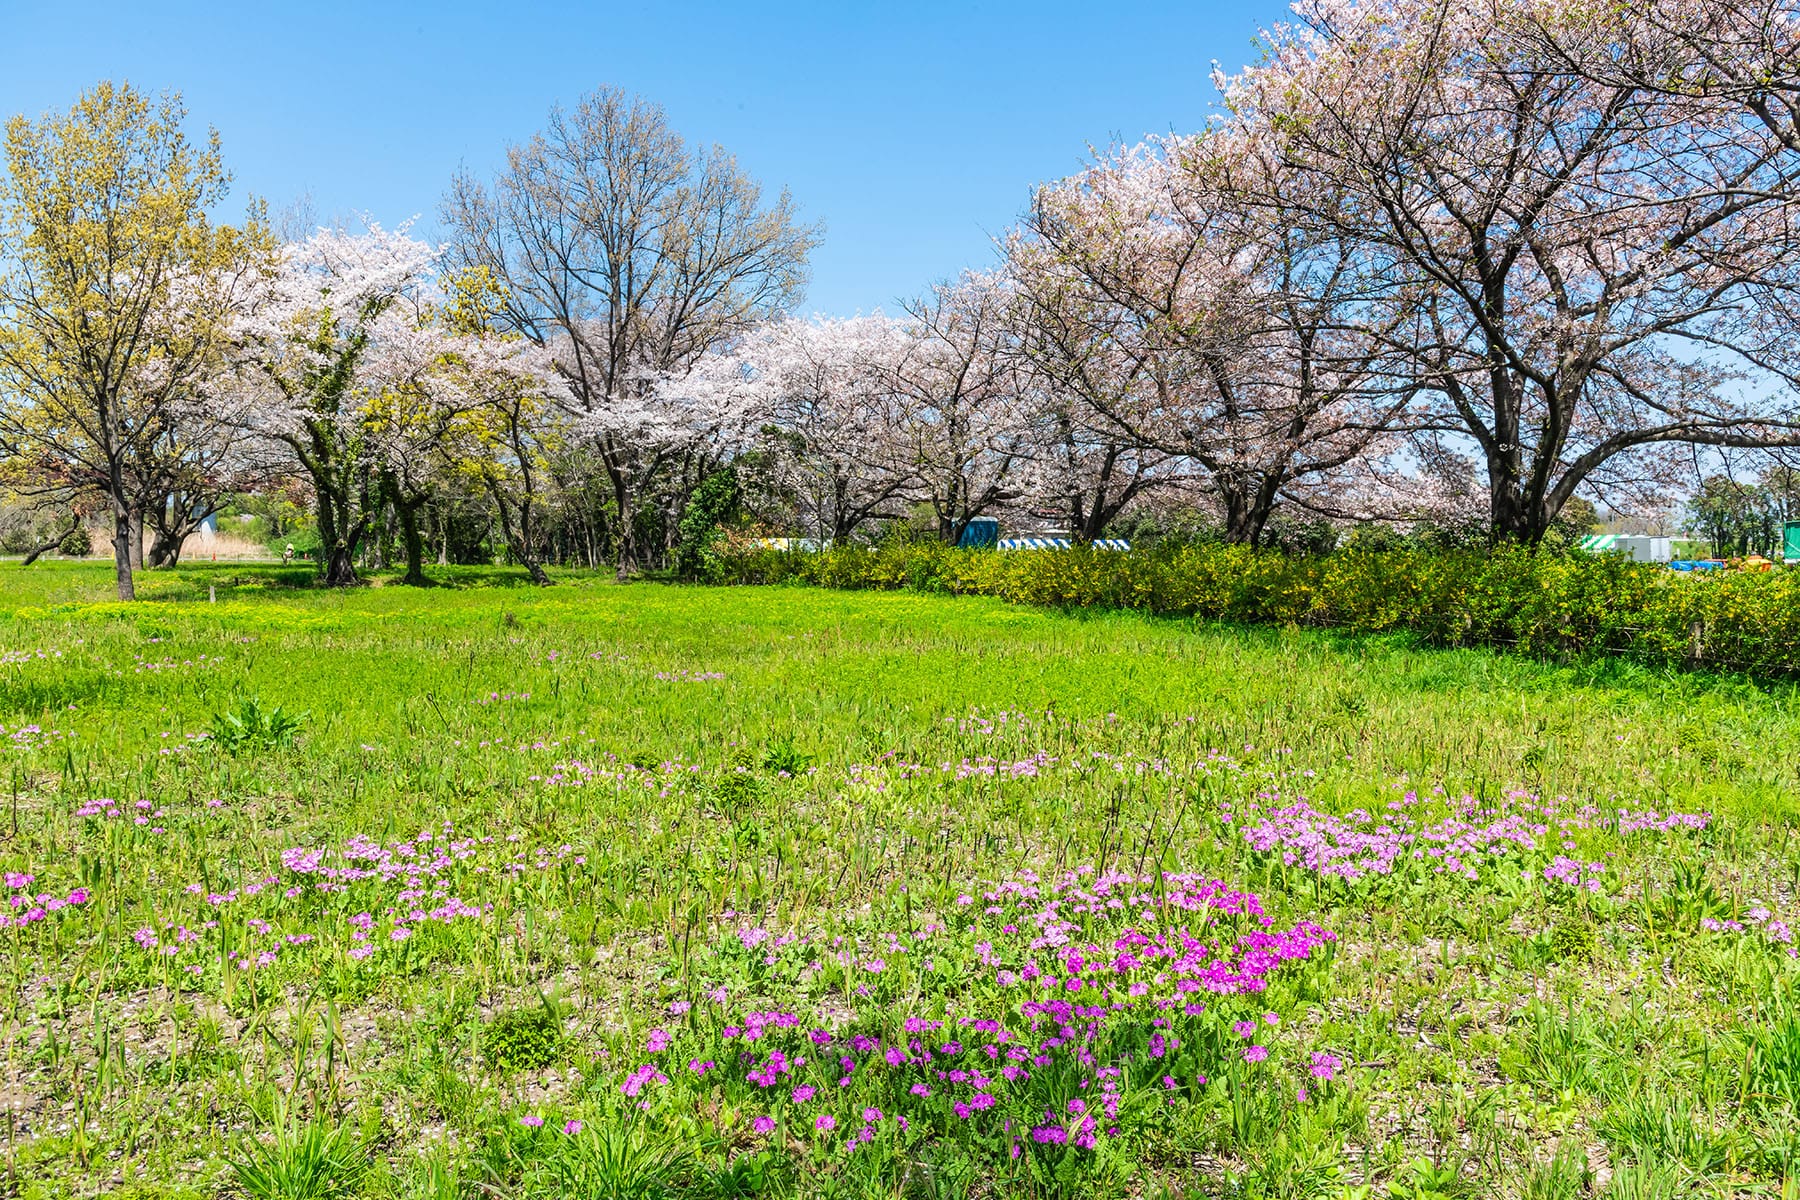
(711, 542, 1800, 676)
(57, 526, 92, 557)
(481, 1003, 565, 1071)
(676, 466, 742, 579)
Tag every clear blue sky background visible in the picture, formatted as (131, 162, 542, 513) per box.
(5, 1, 1288, 316)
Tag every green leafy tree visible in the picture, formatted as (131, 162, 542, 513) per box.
(1685, 474, 1774, 557)
(676, 465, 742, 579)
(0, 81, 259, 599)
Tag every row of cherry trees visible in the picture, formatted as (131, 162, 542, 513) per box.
(660, 0, 1800, 555)
(6, 1, 1800, 597)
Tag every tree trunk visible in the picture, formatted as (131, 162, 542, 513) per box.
(146, 529, 182, 568)
(323, 543, 358, 586)
(1218, 472, 1282, 546)
(111, 506, 136, 601)
(397, 496, 427, 586)
(370, 498, 395, 571)
(484, 478, 550, 586)
(127, 505, 145, 569)
(1487, 457, 1550, 546)
(312, 471, 367, 587)
(610, 467, 640, 581)
(614, 511, 638, 580)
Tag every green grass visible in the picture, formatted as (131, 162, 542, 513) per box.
(2, 562, 1798, 1199)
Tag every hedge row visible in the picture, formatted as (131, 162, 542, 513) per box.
(713, 541, 1800, 676)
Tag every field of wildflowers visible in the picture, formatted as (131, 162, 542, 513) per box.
(2, 562, 1800, 1199)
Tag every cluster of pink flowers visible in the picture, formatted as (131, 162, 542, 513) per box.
(843, 746, 1192, 789)
(75, 797, 170, 832)
(122, 821, 589, 979)
(531, 752, 704, 792)
(620, 867, 1339, 1163)
(2, 723, 66, 752)
(128, 653, 223, 675)
(0, 648, 63, 666)
(1543, 857, 1605, 893)
(3, 872, 90, 929)
(1702, 904, 1798, 956)
(153, 731, 212, 757)
(1234, 789, 1708, 885)
(621, 1063, 669, 1101)
(946, 708, 1040, 736)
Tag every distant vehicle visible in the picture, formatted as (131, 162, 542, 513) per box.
(1576, 533, 1671, 563)
(957, 518, 1000, 549)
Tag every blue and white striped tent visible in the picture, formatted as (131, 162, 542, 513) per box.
(998, 538, 1131, 551)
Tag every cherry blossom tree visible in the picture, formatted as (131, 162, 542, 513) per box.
(131, 386, 267, 568)
(357, 314, 559, 584)
(1013, 129, 1418, 544)
(889, 274, 1040, 543)
(439, 350, 574, 584)
(228, 222, 440, 585)
(1529, 1, 1800, 156)
(706, 315, 917, 542)
(1004, 230, 1188, 541)
(1225, 0, 1800, 543)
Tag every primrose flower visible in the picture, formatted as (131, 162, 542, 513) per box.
(564, 1120, 583, 1136)
(519, 1114, 543, 1128)
(753, 1116, 775, 1134)
(815, 1114, 836, 1132)
(1243, 1045, 1269, 1063)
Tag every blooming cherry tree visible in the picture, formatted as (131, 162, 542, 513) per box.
(229, 222, 440, 585)
(1014, 129, 1417, 543)
(890, 274, 1041, 543)
(702, 315, 917, 541)
(1226, 0, 1800, 542)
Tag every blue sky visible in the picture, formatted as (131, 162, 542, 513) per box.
(5, 1, 1288, 316)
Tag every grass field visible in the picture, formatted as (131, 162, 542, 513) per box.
(2, 562, 1799, 1199)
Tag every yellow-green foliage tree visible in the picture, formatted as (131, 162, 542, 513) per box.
(0, 81, 258, 600)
